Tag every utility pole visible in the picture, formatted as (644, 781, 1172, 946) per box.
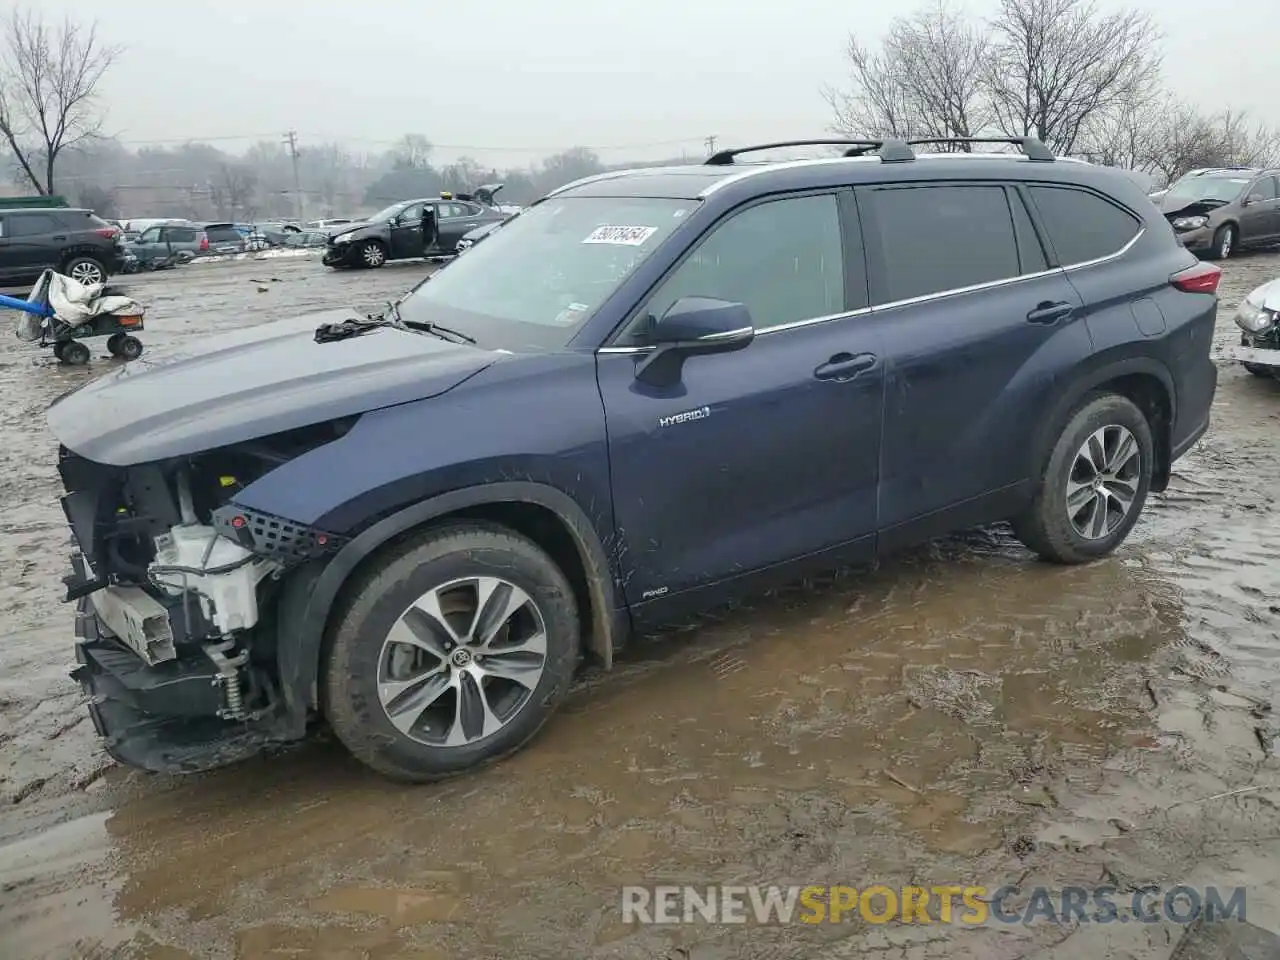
(283, 130, 303, 222)
(705, 135, 718, 156)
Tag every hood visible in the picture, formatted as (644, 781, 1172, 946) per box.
(1160, 197, 1229, 219)
(1245, 277, 1280, 312)
(327, 220, 378, 238)
(47, 308, 496, 466)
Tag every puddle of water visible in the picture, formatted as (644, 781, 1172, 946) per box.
(0, 810, 131, 958)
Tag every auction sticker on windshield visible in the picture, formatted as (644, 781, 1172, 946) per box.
(583, 225, 657, 246)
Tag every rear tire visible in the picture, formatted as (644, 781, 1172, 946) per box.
(1012, 393, 1154, 564)
(116, 335, 143, 360)
(323, 522, 580, 782)
(1243, 362, 1276, 378)
(62, 256, 106, 286)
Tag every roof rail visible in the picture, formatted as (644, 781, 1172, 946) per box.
(704, 138, 917, 165)
(905, 137, 1055, 161)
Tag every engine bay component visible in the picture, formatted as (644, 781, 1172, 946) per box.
(149, 523, 281, 634)
(89, 584, 176, 664)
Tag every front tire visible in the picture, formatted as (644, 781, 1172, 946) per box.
(323, 523, 580, 782)
(358, 240, 387, 268)
(1012, 393, 1154, 564)
(1209, 224, 1236, 260)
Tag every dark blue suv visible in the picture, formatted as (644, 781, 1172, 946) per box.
(50, 137, 1220, 781)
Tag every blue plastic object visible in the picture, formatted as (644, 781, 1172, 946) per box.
(0, 292, 53, 317)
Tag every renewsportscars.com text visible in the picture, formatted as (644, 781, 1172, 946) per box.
(621, 884, 1247, 926)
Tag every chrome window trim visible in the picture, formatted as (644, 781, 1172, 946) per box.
(1060, 226, 1144, 272)
(597, 308, 872, 354)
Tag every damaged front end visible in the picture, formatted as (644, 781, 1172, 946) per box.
(63, 422, 350, 774)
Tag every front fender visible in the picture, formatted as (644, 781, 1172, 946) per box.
(274, 480, 626, 732)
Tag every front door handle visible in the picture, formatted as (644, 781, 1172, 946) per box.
(1026, 300, 1075, 324)
(51, 234, 66, 241)
(814, 352, 877, 381)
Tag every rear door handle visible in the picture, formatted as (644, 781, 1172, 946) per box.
(1026, 301, 1075, 324)
(814, 352, 877, 381)
(51, 234, 66, 241)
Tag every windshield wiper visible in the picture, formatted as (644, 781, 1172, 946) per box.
(314, 300, 477, 345)
(390, 302, 477, 344)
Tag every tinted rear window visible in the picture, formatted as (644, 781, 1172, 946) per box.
(205, 226, 241, 242)
(167, 227, 198, 242)
(866, 185, 1022, 302)
(1028, 186, 1141, 266)
(5, 213, 59, 237)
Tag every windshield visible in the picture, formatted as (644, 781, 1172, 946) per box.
(398, 196, 695, 349)
(367, 202, 409, 223)
(1165, 175, 1250, 205)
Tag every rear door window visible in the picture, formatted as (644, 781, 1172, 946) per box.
(6, 214, 58, 237)
(166, 227, 198, 243)
(864, 185, 1023, 303)
(1027, 186, 1141, 266)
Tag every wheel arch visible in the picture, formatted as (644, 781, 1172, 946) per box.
(274, 481, 625, 731)
(1030, 357, 1175, 494)
(59, 247, 107, 269)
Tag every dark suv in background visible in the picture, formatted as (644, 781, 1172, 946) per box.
(0, 207, 124, 286)
(51, 137, 1219, 783)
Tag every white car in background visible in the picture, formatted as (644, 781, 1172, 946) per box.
(1226, 277, 1280, 379)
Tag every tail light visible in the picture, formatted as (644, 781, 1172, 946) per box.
(94, 227, 117, 240)
(1170, 261, 1221, 294)
(198, 232, 209, 251)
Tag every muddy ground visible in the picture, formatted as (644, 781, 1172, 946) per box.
(2, 249, 1280, 960)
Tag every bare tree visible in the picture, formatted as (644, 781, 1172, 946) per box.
(985, 0, 1161, 156)
(210, 163, 257, 220)
(1136, 102, 1280, 183)
(391, 133, 433, 170)
(826, 3, 990, 145)
(825, 37, 919, 140)
(0, 9, 121, 195)
(1075, 93, 1164, 170)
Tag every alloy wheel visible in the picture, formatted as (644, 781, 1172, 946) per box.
(376, 576, 548, 747)
(69, 261, 104, 285)
(363, 244, 385, 266)
(1066, 424, 1141, 540)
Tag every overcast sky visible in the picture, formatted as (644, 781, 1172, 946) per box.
(11, 0, 1277, 169)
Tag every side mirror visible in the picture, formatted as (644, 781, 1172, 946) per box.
(635, 296, 755, 386)
(1244, 194, 1264, 206)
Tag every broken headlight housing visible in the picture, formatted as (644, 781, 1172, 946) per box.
(1235, 299, 1277, 334)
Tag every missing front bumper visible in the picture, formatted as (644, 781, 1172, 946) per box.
(70, 598, 293, 774)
